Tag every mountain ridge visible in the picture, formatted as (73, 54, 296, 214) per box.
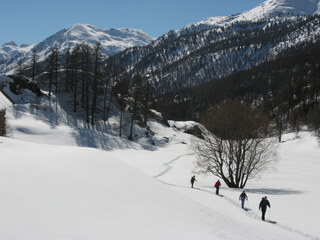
(0, 23, 154, 73)
(174, 0, 320, 37)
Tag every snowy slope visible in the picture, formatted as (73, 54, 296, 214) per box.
(120, 127, 320, 239)
(1, 89, 320, 239)
(2, 106, 320, 239)
(180, 0, 320, 35)
(0, 138, 218, 240)
(0, 91, 12, 109)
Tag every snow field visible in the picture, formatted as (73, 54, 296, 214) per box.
(0, 95, 319, 239)
(0, 138, 219, 240)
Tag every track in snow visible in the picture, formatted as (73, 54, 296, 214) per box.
(155, 153, 320, 240)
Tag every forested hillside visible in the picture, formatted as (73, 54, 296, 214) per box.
(110, 14, 320, 95)
(157, 40, 320, 138)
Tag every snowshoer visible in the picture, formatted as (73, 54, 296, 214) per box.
(259, 196, 271, 221)
(239, 190, 248, 209)
(214, 180, 221, 195)
(190, 175, 196, 188)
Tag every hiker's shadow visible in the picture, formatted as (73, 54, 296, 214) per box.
(195, 187, 225, 197)
(267, 220, 277, 224)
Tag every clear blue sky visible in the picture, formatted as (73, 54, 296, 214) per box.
(0, 0, 265, 46)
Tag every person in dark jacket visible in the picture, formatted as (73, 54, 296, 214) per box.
(190, 175, 196, 188)
(214, 180, 221, 195)
(259, 196, 271, 221)
(239, 190, 248, 209)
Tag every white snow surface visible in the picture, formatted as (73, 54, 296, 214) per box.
(0, 86, 320, 239)
(0, 91, 12, 109)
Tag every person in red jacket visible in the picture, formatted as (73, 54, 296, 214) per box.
(214, 180, 221, 195)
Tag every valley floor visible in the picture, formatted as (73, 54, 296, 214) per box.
(0, 101, 320, 239)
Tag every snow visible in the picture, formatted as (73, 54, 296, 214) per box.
(0, 87, 320, 239)
(0, 42, 34, 63)
(0, 91, 12, 109)
(179, 0, 320, 36)
(0, 23, 153, 74)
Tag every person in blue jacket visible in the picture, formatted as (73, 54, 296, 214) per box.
(239, 190, 248, 209)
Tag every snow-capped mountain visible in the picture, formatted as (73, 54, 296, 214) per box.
(180, 0, 320, 36)
(0, 23, 153, 74)
(109, 0, 320, 95)
(35, 23, 154, 60)
(0, 41, 34, 64)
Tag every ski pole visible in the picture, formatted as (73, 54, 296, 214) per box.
(269, 208, 271, 220)
(255, 209, 259, 218)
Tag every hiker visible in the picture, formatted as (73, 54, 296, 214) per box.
(259, 196, 271, 221)
(239, 190, 248, 209)
(190, 175, 197, 188)
(214, 180, 221, 195)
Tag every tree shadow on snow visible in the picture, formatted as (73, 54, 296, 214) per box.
(244, 188, 304, 195)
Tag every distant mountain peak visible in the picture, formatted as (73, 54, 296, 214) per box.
(242, 0, 320, 20)
(0, 23, 153, 74)
(178, 0, 320, 36)
(3, 41, 17, 47)
(34, 23, 154, 58)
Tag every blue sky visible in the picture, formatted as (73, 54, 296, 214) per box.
(0, 0, 265, 46)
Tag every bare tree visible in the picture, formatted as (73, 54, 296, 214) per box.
(53, 46, 59, 92)
(71, 45, 81, 112)
(30, 47, 37, 81)
(91, 42, 102, 126)
(15, 57, 25, 76)
(47, 48, 55, 96)
(0, 109, 6, 137)
(64, 47, 70, 92)
(193, 100, 277, 188)
(309, 103, 320, 133)
(142, 76, 154, 127)
(128, 73, 143, 141)
(104, 62, 119, 122)
(114, 71, 130, 137)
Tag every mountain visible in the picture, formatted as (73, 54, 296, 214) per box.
(180, 0, 320, 36)
(157, 40, 320, 122)
(34, 23, 154, 60)
(108, 0, 320, 95)
(0, 23, 153, 74)
(2, 0, 320, 130)
(0, 42, 34, 66)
